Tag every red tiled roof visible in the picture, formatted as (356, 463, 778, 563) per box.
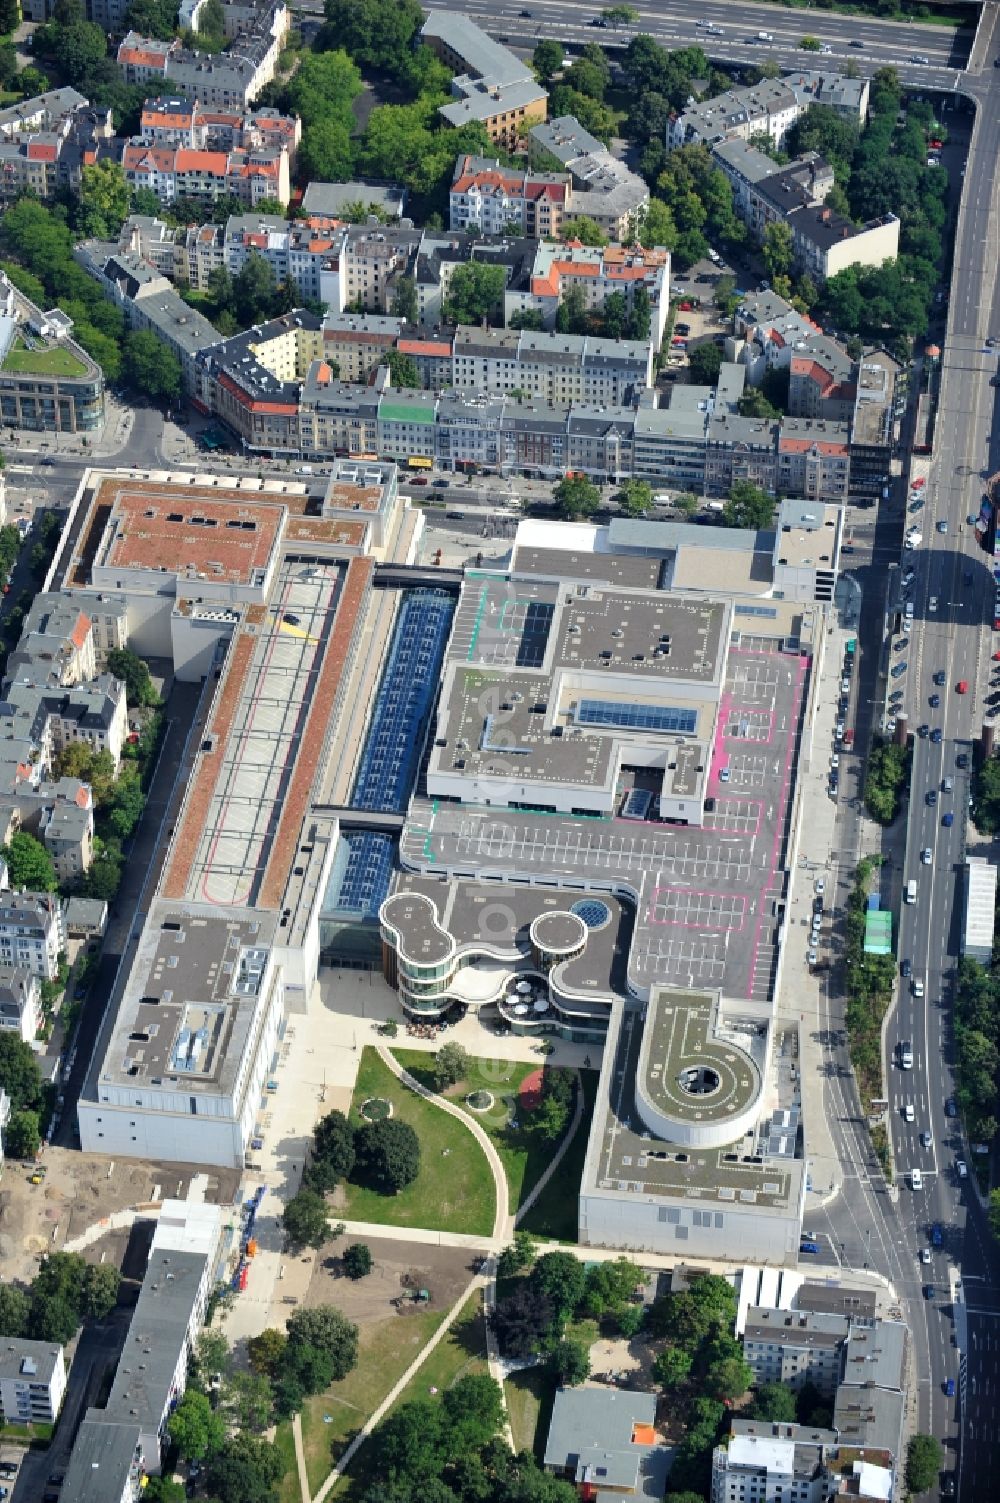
(70, 613, 91, 652)
(176, 149, 229, 175)
(779, 436, 848, 456)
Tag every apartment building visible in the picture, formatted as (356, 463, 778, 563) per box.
(529, 117, 649, 240)
(670, 68, 869, 153)
(123, 137, 290, 208)
(712, 139, 835, 243)
(0, 894, 66, 981)
(420, 11, 547, 151)
(0, 969, 43, 1043)
(506, 241, 670, 350)
(743, 1308, 850, 1396)
(301, 179, 408, 222)
(0, 88, 116, 204)
(787, 205, 900, 283)
(61, 1202, 223, 1503)
(0, 1340, 66, 1427)
(139, 95, 300, 162)
(118, 2, 289, 109)
(710, 1420, 841, 1503)
(777, 418, 851, 502)
(0, 272, 104, 435)
(449, 154, 569, 237)
(451, 325, 652, 403)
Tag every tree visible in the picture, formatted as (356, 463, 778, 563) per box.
(308, 1108, 356, 1192)
(550, 1338, 590, 1386)
(79, 161, 130, 240)
(222, 1371, 274, 1433)
(497, 1229, 537, 1278)
(581, 1258, 642, 1318)
(555, 283, 589, 335)
(750, 1382, 798, 1422)
(738, 387, 779, 420)
(640, 197, 676, 250)
(122, 330, 181, 402)
(723, 480, 774, 530)
(535, 1251, 586, 1325)
(615, 479, 652, 517)
(989, 1188, 1000, 1242)
(432, 1041, 469, 1090)
(385, 350, 421, 388)
(124, 0, 180, 39)
(320, 0, 424, 80)
(373, 1399, 445, 1486)
(508, 309, 545, 331)
(299, 117, 356, 184)
(343, 1242, 373, 1279)
(652, 1345, 693, 1389)
(442, 1374, 505, 1451)
(247, 1327, 287, 1378)
(762, 221, 794, 282)
(688, 341, 724, 385)
(2, 831, 57, 893)
(700, 1332, 752, 1401)
(799, 34, 821, 50)
(906, 1434, 942, 1494)
(205, 1437, 283, 1503)
(603, 4, 638, 23)
(282, 1188, 332, 1250)
(3, 1109, 40, 1160)
(28, 1293, 79, 1344)
(142, 1480, 187, 1503)
(0, 1285, 30, 1338)
(106, 648, 160, 707)
(674, 492, 699, 517)
(81, 1263, 121, 1319)
(233, 252, 277, 327)
(167, 1388, 225, 1461)
(533, 39, 564, 84)
(601, 289, 627, 339)
(625, 286, 651, 342)
(492, 1283, 554, 1358)
(390, 276, 418, 322)
(192, 1327, 231, 1391)
(444, 262, 506, 326)
(286, 1304, 359, 1380)
(353, 1116, 421, 1192)
(554, 475, 600, 521)
(559, 216, 608, 247)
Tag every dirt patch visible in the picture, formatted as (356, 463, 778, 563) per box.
(302, 1237, 479, 1329)
(0, 1149, 240, 1285)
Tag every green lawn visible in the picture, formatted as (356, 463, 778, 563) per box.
(339, 1047, 496, 1235)
(505, 1366, 555, 1460)
(334, 1291, 489, 1498)
(277, 1308, 445, 1502)
(516, 1068, 598, 1242)
(392, 1049, 566, 1215)
(2, 338, 86, 378)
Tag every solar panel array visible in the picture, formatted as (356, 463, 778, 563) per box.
(352, 589, 455, 812)
(577, 699, 698, 735)
(332, 831, 395, 918)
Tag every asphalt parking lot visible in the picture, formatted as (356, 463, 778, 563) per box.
(403, 636, 809, 1002)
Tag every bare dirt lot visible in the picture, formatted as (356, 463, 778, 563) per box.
(302, 1236, 479, 1326)
(0, 1149, 239, 1284)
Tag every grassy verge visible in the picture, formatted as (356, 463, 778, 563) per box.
(335, 1291, 488, 1498)
(279, 1308, 445, 1500)
(750, 0, 967, 24)
(844, 857, 895, 1107)
(392, 1049, 584, 1216)
(340, 1047, 496, 1236)
(505, 1366, 555, 1459)
(517, 1069, 599, 1242)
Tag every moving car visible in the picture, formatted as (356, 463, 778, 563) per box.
(956, 1158, 968, 1179)
(903, 1102, 915, 1122)
(946, 1377, 956, 1397)
(943, 812, 954, 827)
(924, 1283, 935, 1299)
(931, 729, 943, 744)
(920, 1247, 932, 1263)
(911, 1168, 923, 1189)
(926, 788, 938, 804)
(921, 848, 932, 864)
(934, 670, 947, 685)
(920, 1130, 932, 1148)
(900, 1039, 914, 1067)
(957, 680, 969, 693)
(931, 1221, 943, 1246)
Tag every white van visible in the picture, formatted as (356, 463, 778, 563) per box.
(653, 492, 672, 507)
(911, 1168, 923, 1189)
(707, 499, 726, 512)
(905, 879, 917, 903)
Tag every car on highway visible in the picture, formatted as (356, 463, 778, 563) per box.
(926, 789, 938, 804)
(910, 52, 930, 63)
(943, 776, 953, 793)
(924, 1283, 935, 1299)
(920, 1246, 932, 1263)
(904, 1102, 915, 1122)
(956, 1158, 968, 1179)
(929, 596, 938, 613)
(921, 848, 932, 864)
(931, 1222, 944, 1247)
(937, 519, 949, 533)
(913, 977, 924, 998)
(900, 1039, 914, 1068)
(911, 1168, 923, 1189)
(957, 680, 969, 694)
(946, 1096, 957, 1117)
(850, 37, 864, 46)
(934, 670, 947, 685)
(946, 1377, 956, 1397)
(931, 729, 943, 744)
(920, 1130, 933, 1148)
(943, 811, 954, 827)
(929, 694, 940, 708)
(901, 958, 911, 978)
